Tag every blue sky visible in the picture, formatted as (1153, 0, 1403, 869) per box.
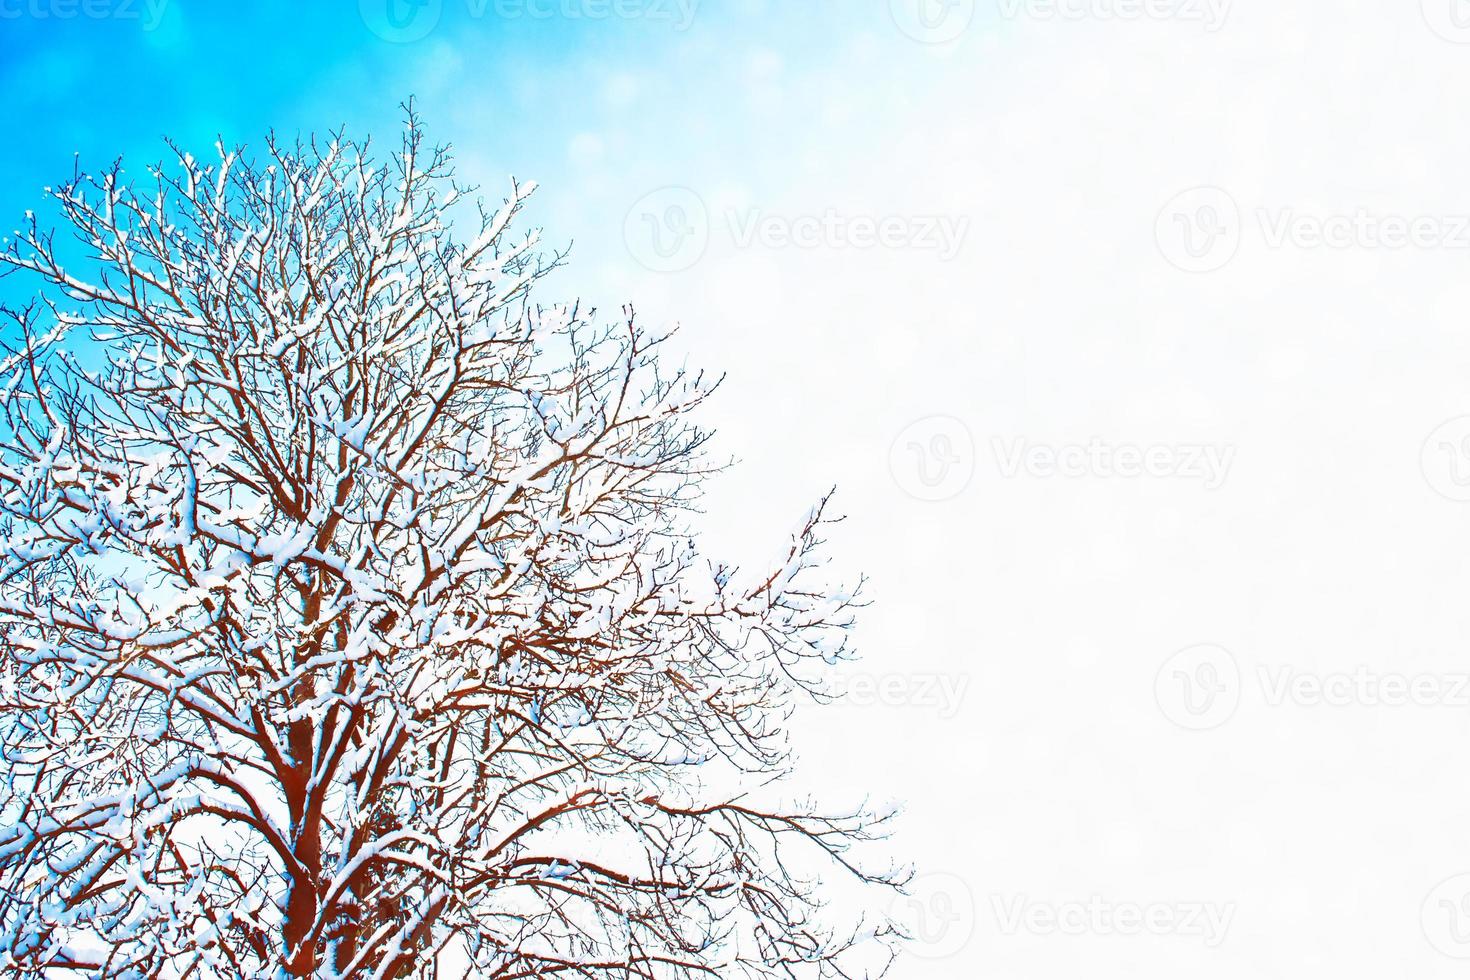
(0, 0, 1004, 372)
(0, 1, 979, 250)
(1, 2, 623, 212)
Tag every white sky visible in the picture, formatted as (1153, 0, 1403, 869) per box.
(388, 1, 1470, 975)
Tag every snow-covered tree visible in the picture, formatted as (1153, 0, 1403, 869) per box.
(0, 117, 901, 979)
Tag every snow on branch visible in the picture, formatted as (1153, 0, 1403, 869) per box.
(0, 113, 903, 980)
